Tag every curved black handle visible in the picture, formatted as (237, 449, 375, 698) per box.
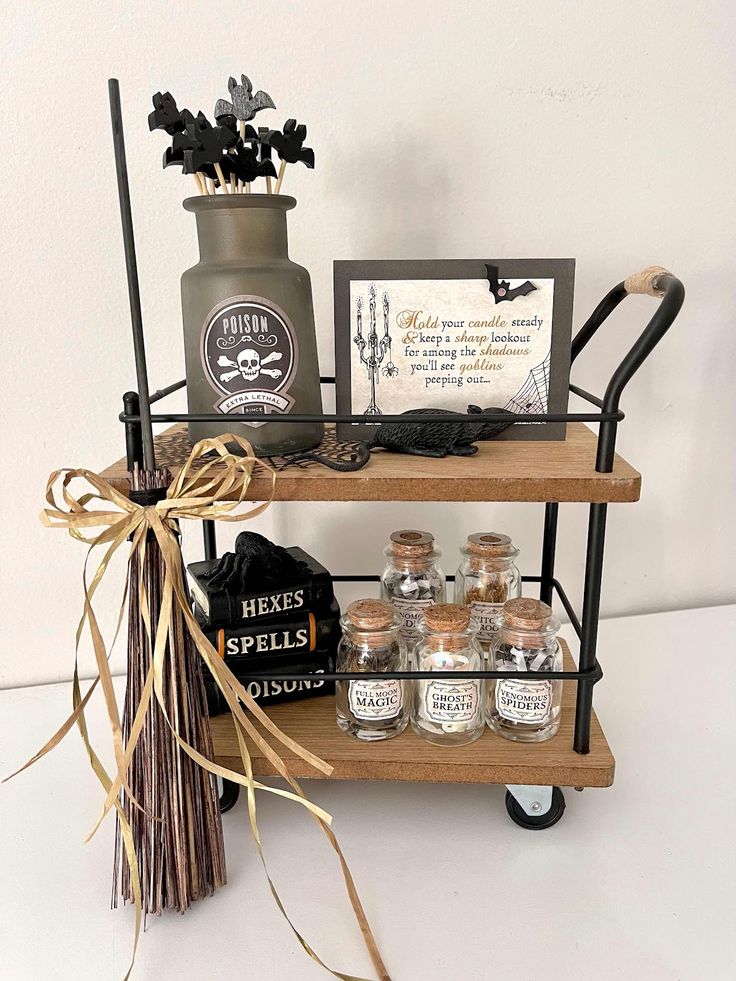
(570, 268, 685, 471)
(601, 272, 684, 418)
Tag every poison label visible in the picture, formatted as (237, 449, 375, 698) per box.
(200, 295, 298, 422)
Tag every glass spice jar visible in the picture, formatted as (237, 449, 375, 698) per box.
(487, 597, 563, 743)
(454, 532, 521, 651)
(380, 530, 446, 643)
(411, 604, 485, 746)
(336, 599, 408, 741)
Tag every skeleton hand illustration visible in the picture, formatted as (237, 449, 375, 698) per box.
(217, 350, 283, 383)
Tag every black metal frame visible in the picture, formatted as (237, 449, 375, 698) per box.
(119, 274, 684, 756)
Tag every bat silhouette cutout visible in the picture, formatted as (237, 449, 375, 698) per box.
(163, 109, 195, 169)
(163, 111, 198, 170)
(148, 91, 186, 134)
(258, 126, 273, 161)
(216, 115, 259, 144)
(214, 74, 276, 122)
(221, 145, 277, 185)
(485, 264, 537, 303)
(167, 111, 237, 174)
(214, 112, 239, 135)
(264, 119, 315, 167)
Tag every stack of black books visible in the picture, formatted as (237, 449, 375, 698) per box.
(188, 533, 340, 715)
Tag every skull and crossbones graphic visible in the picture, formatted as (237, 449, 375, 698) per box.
(216, 350, 283, 383)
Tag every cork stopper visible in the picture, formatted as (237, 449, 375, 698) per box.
(503, 597, 552, 630)
(388, 529, 435, 557)
(424, 603, 471, 632)
(346, 599, 396, 630)
(465, 532, 512, 556)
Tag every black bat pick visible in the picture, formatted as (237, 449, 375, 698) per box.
(264, 118, 315, 168)
(223, 144, 277, 184)
(148, 91, 186, 135)
(485, 264, 537, 303)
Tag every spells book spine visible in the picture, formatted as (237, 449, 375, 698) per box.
(200, 600, 340, 659)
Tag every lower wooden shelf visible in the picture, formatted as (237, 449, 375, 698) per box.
(210, 642, 615, 789)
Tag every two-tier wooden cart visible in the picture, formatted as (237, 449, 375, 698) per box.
(102, 268, 683, 829)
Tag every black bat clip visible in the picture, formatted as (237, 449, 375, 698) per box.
(485, 264, 537, 303)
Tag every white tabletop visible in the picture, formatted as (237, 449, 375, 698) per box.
(2, 605, 734, 980)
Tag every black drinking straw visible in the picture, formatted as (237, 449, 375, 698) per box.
(108, 77, 156, 471)
(107, 85, 226, 919)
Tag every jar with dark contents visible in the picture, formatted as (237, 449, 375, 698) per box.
(487, 597, 563, 743)
(336, 599, 408, 741)
(454, 532, 521, 651)
(380, 530, 446, 643)
(411, 604, 484, 746)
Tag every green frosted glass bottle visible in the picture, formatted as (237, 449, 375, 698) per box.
(181, 194, 324, 455)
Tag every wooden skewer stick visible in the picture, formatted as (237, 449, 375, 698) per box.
(265, 174, 273, 195)
(194, 172, 205, 195)
(274, 159, 287, 194)
(239, 121, 245, 141)
(230, 172, 236, 193)
(208, 177, 216, 195)
(214, 162, 230, 193)
(245, 182, 251, 194)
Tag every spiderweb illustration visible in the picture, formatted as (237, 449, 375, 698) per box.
(504, 351, 551, 419)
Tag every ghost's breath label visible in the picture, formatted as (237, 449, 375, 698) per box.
(421, 679, 480, 724)
(200, 295, 298, 421)
(348, 679, 402, 721)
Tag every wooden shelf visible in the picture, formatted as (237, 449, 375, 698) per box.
(101, 423, 640, 504)
(210, 642, 615, 789)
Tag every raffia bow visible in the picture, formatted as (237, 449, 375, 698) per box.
(5, 434, 389, 981)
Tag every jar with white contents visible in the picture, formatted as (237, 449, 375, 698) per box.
(380, 530, 446, 644)
(454, 532, 521, 652)
(411, 604, 485, 747)
(487, 597, 563, 743)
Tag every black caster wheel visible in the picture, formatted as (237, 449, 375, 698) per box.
(505, 787, 565, 830)
(219, 779, 240, 814)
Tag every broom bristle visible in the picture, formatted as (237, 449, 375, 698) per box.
(113, 467, 227, 916)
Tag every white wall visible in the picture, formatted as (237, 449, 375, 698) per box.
(1, 0, 734, 688)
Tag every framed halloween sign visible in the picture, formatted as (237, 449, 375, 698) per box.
(334, 259, 575, 441)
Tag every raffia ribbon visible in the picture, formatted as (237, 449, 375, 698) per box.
(4, 434, 390, 981)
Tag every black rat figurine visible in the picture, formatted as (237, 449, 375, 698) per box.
(368, 405, 512, 456)
(278, 405, 514, 472)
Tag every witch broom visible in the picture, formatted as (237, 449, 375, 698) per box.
(5, 78, 390, 981)
(107, 78, 227, 913)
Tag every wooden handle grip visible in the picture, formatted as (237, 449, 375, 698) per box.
(624, 265, 672, 297)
